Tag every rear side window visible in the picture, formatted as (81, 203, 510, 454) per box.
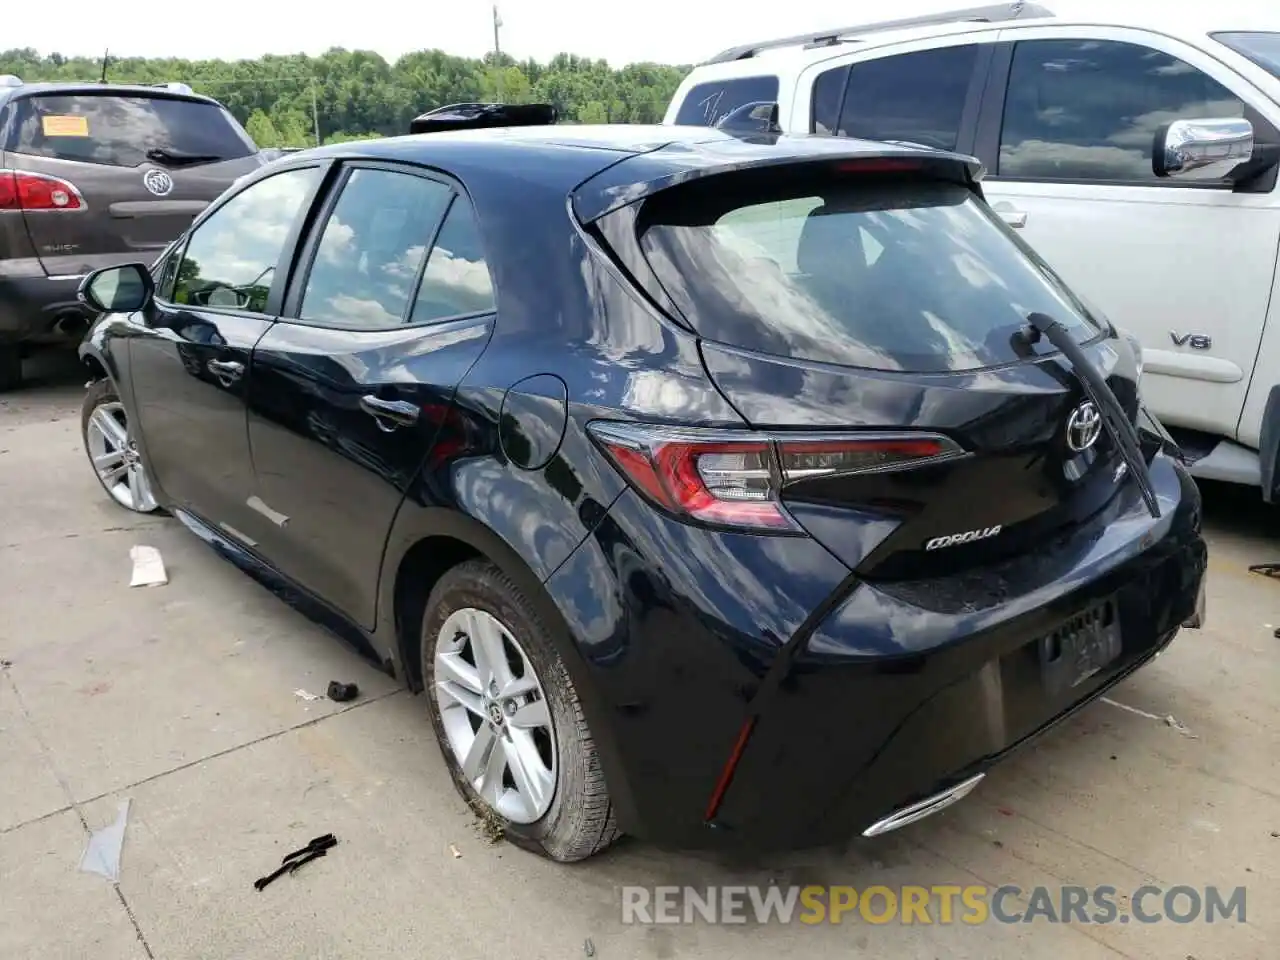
(811, 66, 849, 135)
(1214, 32, 1280, 80)
(5, 93, 255, 167)
(837, 45, 979, 150)
(410, 200, 496, 323)
(673, 76, 780, 127)
(299, 168, 453, 330)
(635, 168, 1102, 373)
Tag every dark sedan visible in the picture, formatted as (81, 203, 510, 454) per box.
(75, 121, 1207, 862)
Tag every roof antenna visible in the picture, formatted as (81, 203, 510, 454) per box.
(99, 48, 110, 84)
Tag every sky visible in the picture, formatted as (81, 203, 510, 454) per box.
(1, 0, 1141, 68)
(5, 0, 1245, 68)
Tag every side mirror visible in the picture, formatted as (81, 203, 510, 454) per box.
(78, 263, 154, 314)
(1153, 117, 1254, 181)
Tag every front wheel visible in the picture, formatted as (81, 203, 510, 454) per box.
(81, 379, 161, 514)
(421, 560, 619, 862)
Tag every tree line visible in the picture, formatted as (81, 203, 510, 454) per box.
(0, 47, 692, 147)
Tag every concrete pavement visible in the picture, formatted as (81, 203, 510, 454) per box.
(2, 353, 1277, 959)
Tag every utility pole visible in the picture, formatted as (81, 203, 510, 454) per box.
(310, 78, 320, 146)
(492, 5, 504, 102)
(99, 49, 110, 84)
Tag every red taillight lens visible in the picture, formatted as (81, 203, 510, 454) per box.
(588, 423, 965, 533)
(0, 169, 84, 211)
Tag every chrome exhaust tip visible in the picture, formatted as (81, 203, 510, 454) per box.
(861, 772, 985, 838)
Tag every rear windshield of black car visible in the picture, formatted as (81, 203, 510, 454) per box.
(5, 93, 256, 167)
(636, 169, 1104, 373)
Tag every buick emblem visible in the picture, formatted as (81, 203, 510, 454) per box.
(1066, 401, 1103, 453)
(143, 169, 174, 197)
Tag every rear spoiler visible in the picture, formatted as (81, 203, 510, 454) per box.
(409, 102, 557, 134)
(572, 141, 985, 224)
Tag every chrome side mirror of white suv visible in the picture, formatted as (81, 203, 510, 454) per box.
(1153, 117, 1254, 181)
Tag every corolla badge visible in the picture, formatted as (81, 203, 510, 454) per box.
(925, 525, 1002, 551)
(1066, 401, 1102, 453)
(143, 169, 174, 196)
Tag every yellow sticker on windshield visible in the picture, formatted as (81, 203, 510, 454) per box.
(41, 115, 90, 137)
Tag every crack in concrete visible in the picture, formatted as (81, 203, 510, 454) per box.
(2, 669, 156, 958)
(0, 687, 407, 841)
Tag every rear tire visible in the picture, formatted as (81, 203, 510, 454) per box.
(0, 346, 21, 393)
(421, 560, 619, 862)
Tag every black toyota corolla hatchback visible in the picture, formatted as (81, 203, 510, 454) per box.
(75, 120, 1207, 862)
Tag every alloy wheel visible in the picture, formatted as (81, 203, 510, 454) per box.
(85, 401, 159, 513)
(433, 607, 558, 824)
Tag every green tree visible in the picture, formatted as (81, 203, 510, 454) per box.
(244, 109, 281, 147)
(0, 45, 692, 142)
(576, 101, 608, 124)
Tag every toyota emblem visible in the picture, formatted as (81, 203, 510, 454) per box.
(1066, 401, 1103, 453)
(143, 169, 174, 197)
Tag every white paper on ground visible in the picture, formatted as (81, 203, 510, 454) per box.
(294, 689, 322, 702)
(129, 545, 168, 587)
(79, 799, 131, 883)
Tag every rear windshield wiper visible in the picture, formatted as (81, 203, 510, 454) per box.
(1024, 312, 1161, 520)
(145, 148, 224, 167)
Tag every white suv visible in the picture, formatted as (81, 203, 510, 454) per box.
(663, 1, 1280, 502)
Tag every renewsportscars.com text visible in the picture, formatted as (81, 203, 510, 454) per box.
(620, 884, 1248, 926)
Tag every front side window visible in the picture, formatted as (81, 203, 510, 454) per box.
(999, 39, 1245, 182)
(673, 76, 780, 127)
(299, 168, 453, 330)
(6, 94, 255, 167)
(171, 166, 321, 313)
(635, 166, 1102, 373)
(837, 45, 980, 151)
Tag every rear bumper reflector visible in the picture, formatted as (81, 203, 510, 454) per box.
(704, 716, 758, 822)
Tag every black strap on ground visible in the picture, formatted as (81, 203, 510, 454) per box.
(254, 834, 338, 891)
(1249, 562, 1280, 579)
(1024, 312, 1161, 519)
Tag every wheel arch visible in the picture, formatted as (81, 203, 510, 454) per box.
(382, 507, 591, 694)
(378, 504, 635, 825)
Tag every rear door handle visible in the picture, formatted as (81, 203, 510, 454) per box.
(207, 359, 244, 384)
(360, 395, 419, 431)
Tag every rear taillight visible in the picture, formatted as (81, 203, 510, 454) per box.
(588, 422, 966, 532)
(0, 169, 85, 211)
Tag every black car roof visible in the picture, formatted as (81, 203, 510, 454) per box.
(0, 82, 224, 108)
(285, 124, 984, 223)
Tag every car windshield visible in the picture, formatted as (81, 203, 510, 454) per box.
(1213, 32, 1280, 79)
(6, 93, 255, 167)
(636, 169, 1103, 373)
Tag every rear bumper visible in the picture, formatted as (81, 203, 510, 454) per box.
(545, 453, 1206, 851)
(0, 269, 92, 345)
